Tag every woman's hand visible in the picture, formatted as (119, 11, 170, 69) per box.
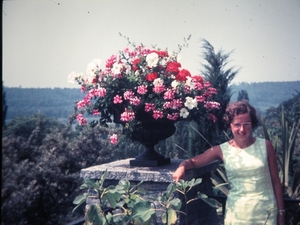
(172, 166, 185, 182)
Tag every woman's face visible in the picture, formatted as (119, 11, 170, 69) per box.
(230, 113, 252, 141)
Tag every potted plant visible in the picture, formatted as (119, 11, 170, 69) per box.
(68, 40, 220, 166)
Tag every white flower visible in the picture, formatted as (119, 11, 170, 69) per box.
(171, 80, 179, 89)
(159, 58, 168, 66)
(153, 78, 164, 86)
(68, 71, 83, 83)
(180, 108, 189, 118)
(146, 52, 159, 68)
(68, 71, 77, 83)
(124, 64, 131, 75)
(184, 96, 197, 109)
(87, 58, 102, 77)
(111, 62, 123, 75)
(185, 77, 195, 90)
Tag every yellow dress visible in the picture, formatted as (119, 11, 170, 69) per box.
(220, 138, 277, 225)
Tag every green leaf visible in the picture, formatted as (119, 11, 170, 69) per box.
(87, 205, 107, 225)
(102, 191, 122, 208)
(82, 179, 99, 189)
(165, 183, 176, 199)
(169, 198, 182, 210)
(162, 208, 177, 225)
(72, 193, 88, 213)
(197, 192, 222, 208)
(131, 201, 155, 222)
(73, 193, 88, 204)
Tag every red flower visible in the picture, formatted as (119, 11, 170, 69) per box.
(192, 75, 204, 83)
(175, 69, 191, 81)
(146, 72, 158, 81)
(166, 62, 181, 75)
(132, 58, 140, 71)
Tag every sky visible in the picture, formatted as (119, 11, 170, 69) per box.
(2, 0, 300, 88)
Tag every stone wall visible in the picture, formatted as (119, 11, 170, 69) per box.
(81, 158, 220, 225)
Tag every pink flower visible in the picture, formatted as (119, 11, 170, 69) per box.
(92, 110, 100, 116)
(204, 81, 211, 87)
(204, 101, 220, 110)
(123, 90, 135, 100)
(113, 95, 123, 104)
(77, 99, 89, 108)
(163, 89, 175, 100)
(110, 134, 118, 145)
(153, 110, 163, 119)
(105, 54, 117, 68)
(145, 103, 155, 112)
(120, 109, 135, 122)
(153, 85, 165, 93)
(76, 114, 87, 125)
(167, 113, 179, 120)
(171, 99, 183, 109)
(129, 97, 141, 106)
(137, 85, 148, 94)
(196, 95, 206, 102)
(163, 102, 172, 109)
(80, 85, 86, 92)
(95, 88, 107, 97)
(88, 89, 97, 98)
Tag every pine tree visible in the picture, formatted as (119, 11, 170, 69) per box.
(190, 39, 240, 154)
(237, 89, 249, 102)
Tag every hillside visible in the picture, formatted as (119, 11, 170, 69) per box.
(230, 81, 300, 112)
(3, 81, 300, 122)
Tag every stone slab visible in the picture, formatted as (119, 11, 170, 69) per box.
(80, 158, 219, 183)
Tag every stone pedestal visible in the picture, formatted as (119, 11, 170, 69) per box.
(80, 158, 220, 225)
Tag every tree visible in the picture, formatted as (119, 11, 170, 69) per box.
(1, 112, 140, 225)
(237, 89, 249, 102)
(2, 82, 8, 128)
(190, 39, 240, 154)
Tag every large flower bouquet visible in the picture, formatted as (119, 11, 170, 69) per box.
(69, 44, 220, 144)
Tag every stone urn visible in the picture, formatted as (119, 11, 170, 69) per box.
(114, 108, 176, 167)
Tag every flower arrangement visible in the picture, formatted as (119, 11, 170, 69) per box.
(68, 42, 220, 144)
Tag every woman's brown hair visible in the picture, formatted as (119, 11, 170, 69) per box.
(223, 100, 259, 129)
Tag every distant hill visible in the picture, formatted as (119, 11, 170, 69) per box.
(3, 81, 300, 122)
(230, 81, 300, 112)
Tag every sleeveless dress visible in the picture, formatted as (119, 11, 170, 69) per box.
(220, 138, 277, 225)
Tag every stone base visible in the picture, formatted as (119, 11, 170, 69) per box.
(81, 158, 220, 225)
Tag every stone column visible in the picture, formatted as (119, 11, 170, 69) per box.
(81, 159, 220, 225)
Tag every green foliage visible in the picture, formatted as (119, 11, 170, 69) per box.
(1, 112, 140, 225)
(260, 106, 300, 225)
(237, 89, 249, 102)
(73, 174, 219, 225)
(3, 113, 64, 142)
(261, 107, 300, 197)
(187, 39, 240, 156)
(3, 87, 84, 120)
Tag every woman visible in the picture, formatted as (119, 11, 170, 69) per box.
(173, 101, 285, 225)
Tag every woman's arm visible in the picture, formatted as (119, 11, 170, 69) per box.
(266, 140, 285, 225)
(172, 145, 223, 182)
